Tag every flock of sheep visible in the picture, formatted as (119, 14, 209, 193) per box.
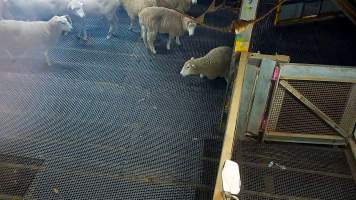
(0, 0, 233, 81)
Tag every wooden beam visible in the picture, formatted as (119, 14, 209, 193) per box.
(334, 0, 356, 25)
(249, 53, 290, 63)
(213, 53, 249, 200)
(213, 0, 259, 198)
(279, 80, 349, 138)
(265, 131, 346, 146)
(279, 64, 356, 83)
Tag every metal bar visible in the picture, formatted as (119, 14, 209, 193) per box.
(213, 0, 260, 198)
(264, 131, 346, 145)
(279, 64, 356, 83)
(247, 59, 276, 136)
(236, 63, 259, 140)
(249, 53, 290, 63)
(279, 80, 349, 138)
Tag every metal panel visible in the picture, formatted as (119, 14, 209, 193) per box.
(279, 63, 356, 83)
(236, 63, 259, 140)
(247, 59, 276, 136)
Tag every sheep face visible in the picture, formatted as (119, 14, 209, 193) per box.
(68, 0, 85, 18)
(50, 16, 73, 35)
(183, 18, 197, 36)
(180, 57, 199, 77)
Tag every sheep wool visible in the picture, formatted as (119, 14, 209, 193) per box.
(180, 46, 233, 81)
(120, 0, 158, 30)
(139, 6, 197, 54)
(0, 16, 72, 65)
(157, 0, 197, 12)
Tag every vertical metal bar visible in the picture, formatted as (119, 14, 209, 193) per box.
(246, 59, 276, 136)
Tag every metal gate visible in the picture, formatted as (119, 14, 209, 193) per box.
(236, 56, 356, 154)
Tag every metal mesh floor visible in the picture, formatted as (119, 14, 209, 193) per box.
(0, 7, 234, 200)
(234, 141, 356, 200)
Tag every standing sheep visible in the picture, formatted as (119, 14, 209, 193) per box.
(0, 16, 73, 66)
(139, 7, 197, 54)
(2, 0, 120, 40)
(180, 46, 232, 81)
(157, 0, 197, 12)
(120, 0, 158, 31)
(65, 0, 122, 40)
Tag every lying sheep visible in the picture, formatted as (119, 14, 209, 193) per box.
(139, 7, 197, 54)
(0, 16, 72, 66)
(67, 0, 121, 40)
(157, 0, 197, 12)
(180, 46, 232, 81)
(120, 0, 157, 31)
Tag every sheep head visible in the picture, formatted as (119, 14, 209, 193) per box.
(68, 0, 85, 18)
(180, 57, 199, 77)
(49, 15, 73, 35)
(183, 17, 197, 36)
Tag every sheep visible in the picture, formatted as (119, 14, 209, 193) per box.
(2, 0, 120, 40)
(0, 15, 73, 66)
(1, 0, 70, 20)
(139, 7, 197, 54)
(67, 0, 121, 40)
(157, 0, 197, 12)
(120, 0, 158, 31)
(180, 46, 233, 81)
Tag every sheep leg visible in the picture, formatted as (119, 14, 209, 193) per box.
(129, 16, 135, 31)
(77, 18, 88, 41)
(106, 12, 119, 39)
(175, 36, 181, 46)
(166, 35, 174, 50)
(44, 50, 51, 66)
(141, 25, 148, 48)
(147, 31, 157, 54)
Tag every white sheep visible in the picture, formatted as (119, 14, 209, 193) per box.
(180, 46, 232, 81)
(2, 0, 70, 20)
(157, 0, 197, 12)
(67, 0, 121, 40)
(0, 15, 73, 66)
(120, 0, 158, 31)
(139, 7, 197, 54)
(2, 0, 120, 40)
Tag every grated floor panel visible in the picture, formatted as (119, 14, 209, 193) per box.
(0, 6, 234, 200)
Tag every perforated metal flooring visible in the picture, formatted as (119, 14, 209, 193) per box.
(234, 141, 356, 200)
(0, 8, 234, 200)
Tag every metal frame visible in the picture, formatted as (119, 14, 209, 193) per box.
(264, 63, 356, 146)
(274, 0, 345, 26)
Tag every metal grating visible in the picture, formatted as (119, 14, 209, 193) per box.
(267, 80, 354, 135)
(234, 141, 356, 200)
(0, 4, 235, 199)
